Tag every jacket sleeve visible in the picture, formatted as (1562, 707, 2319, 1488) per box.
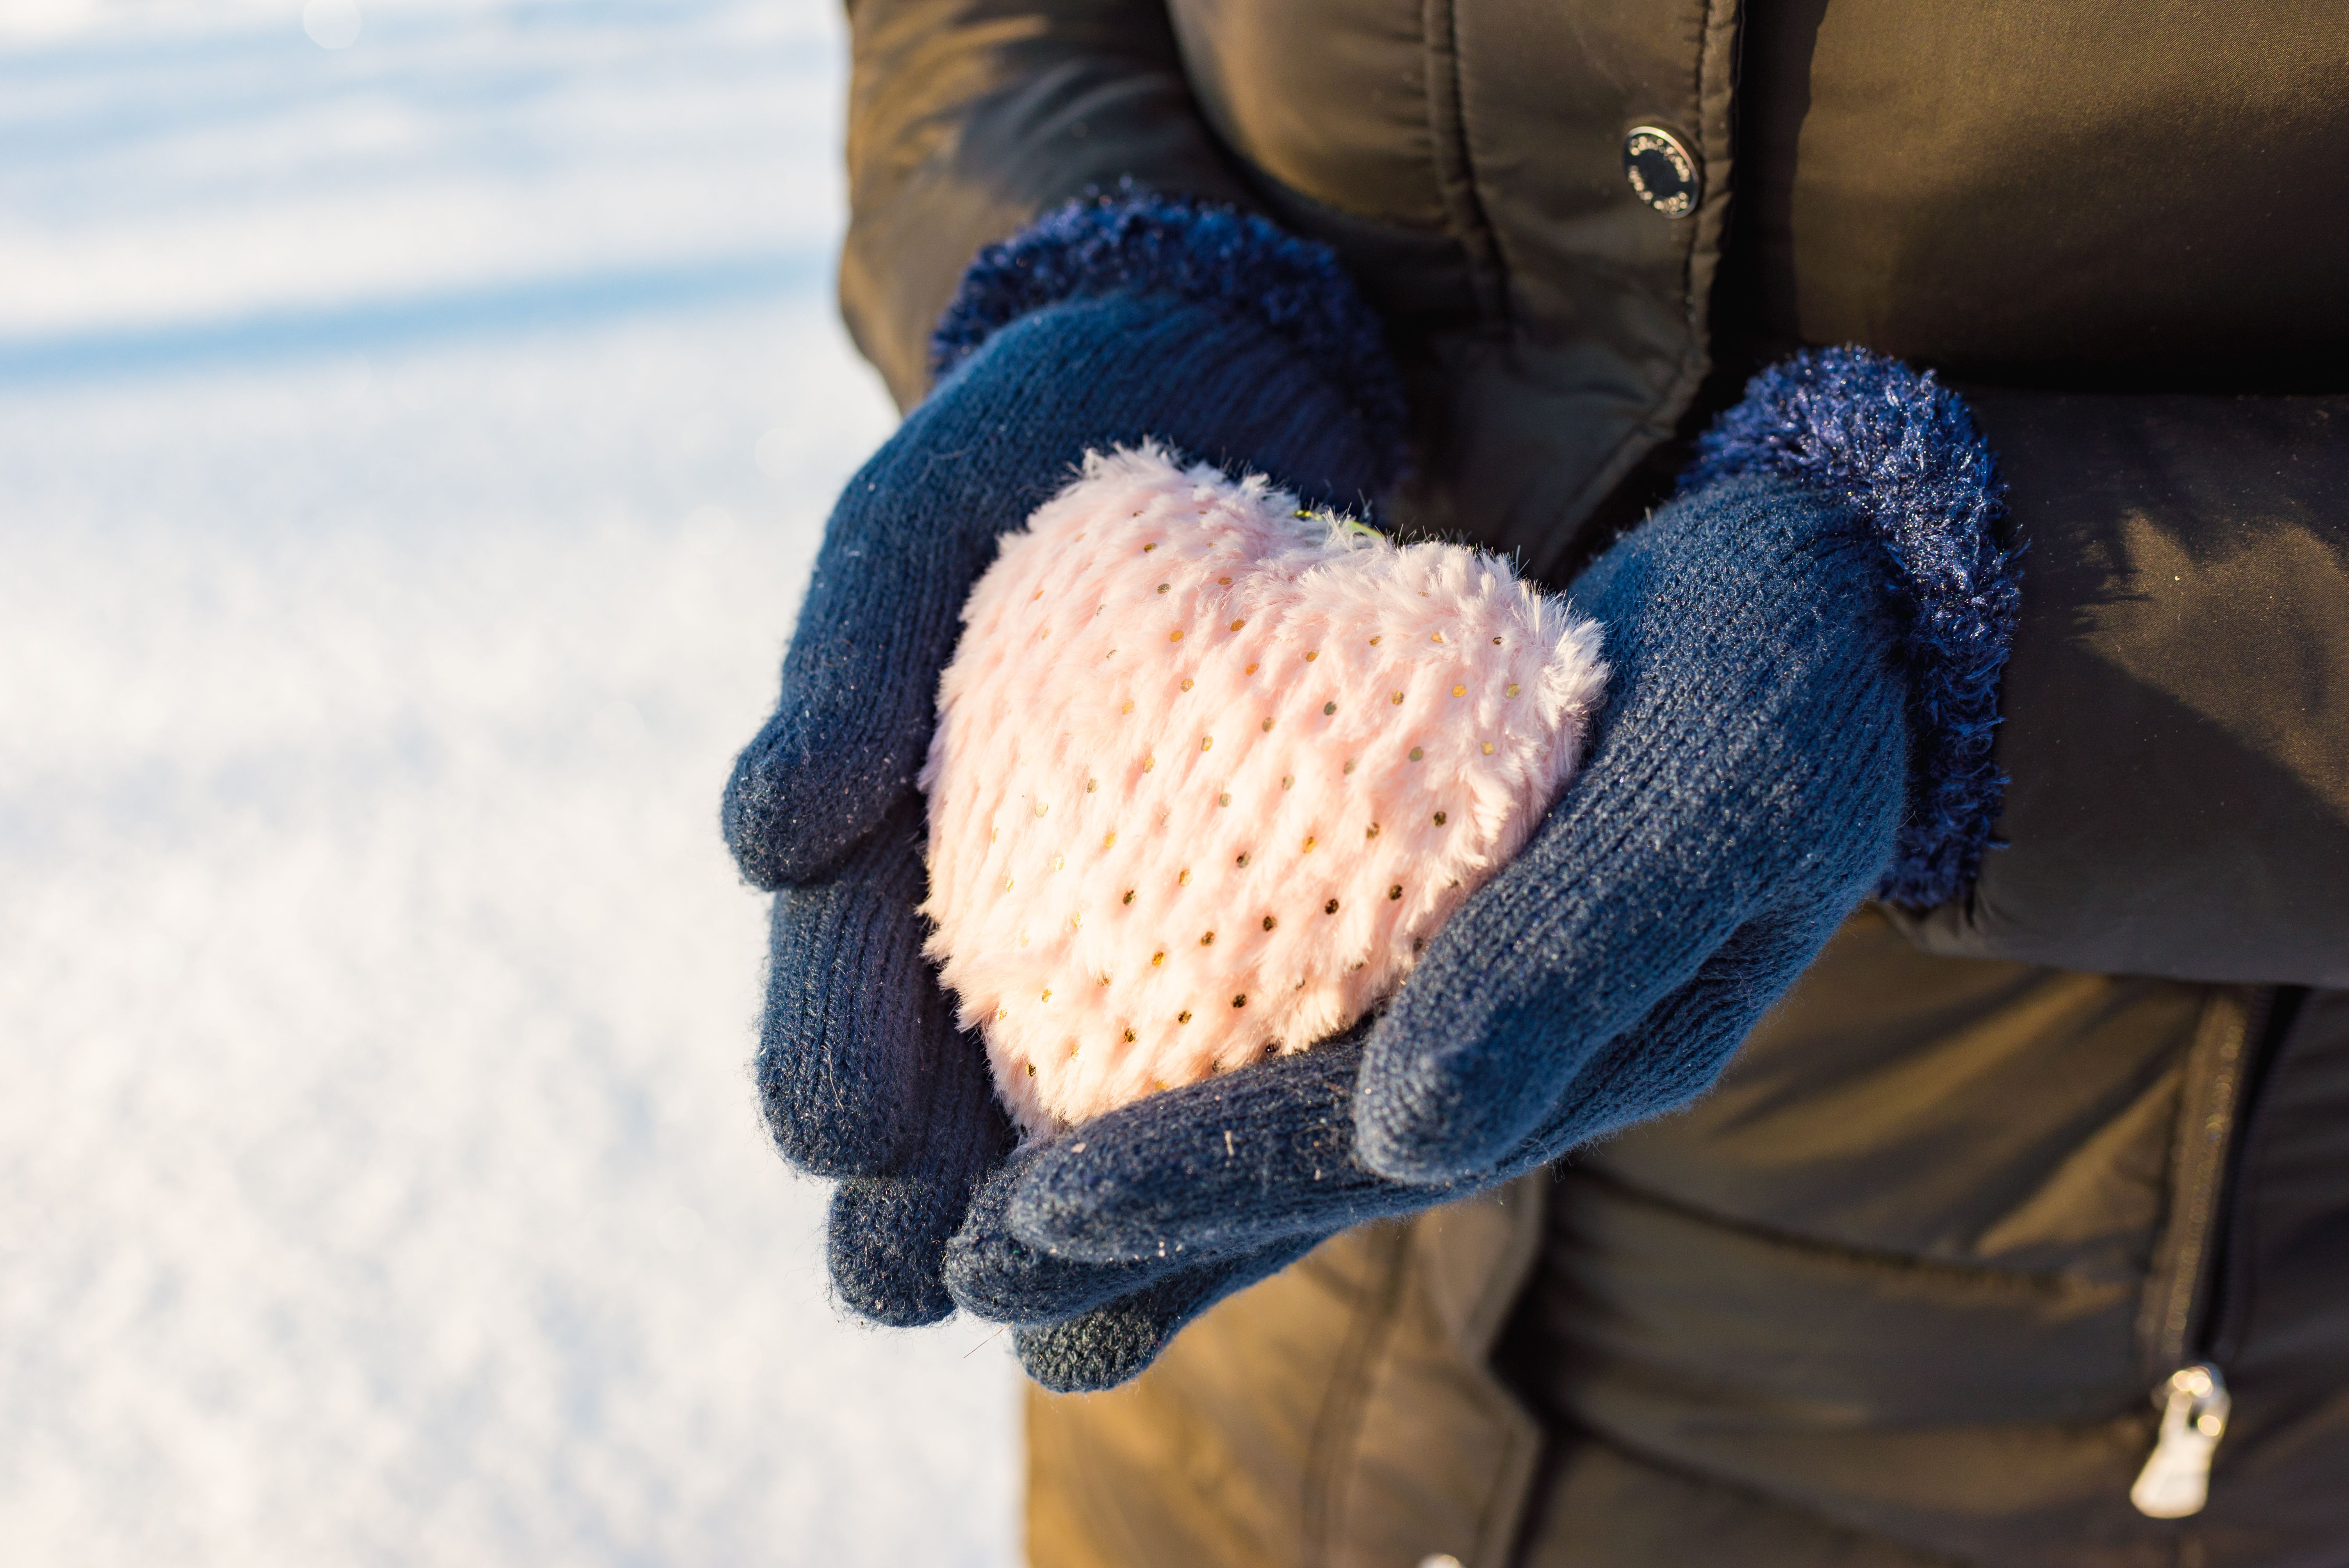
(840, 0, 1257, 410)
(1887, 390, 2349, 985)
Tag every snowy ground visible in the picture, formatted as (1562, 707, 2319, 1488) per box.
(0, 4, 1019, 1563)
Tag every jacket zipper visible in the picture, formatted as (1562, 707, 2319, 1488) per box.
(2128, 985, 2299, 1520)
(2130, 1362, 2231, 1518)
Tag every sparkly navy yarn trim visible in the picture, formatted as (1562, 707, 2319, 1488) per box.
(1683, 346, 2022, 908)
(929, 188, 1409, 475)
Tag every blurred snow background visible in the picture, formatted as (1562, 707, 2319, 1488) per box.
(0, 2, 1019, 1563)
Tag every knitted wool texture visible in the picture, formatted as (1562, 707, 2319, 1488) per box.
(723, 201, 1406, 1327)
(946, 352, 2022, 1390)
(757, 798, 1012, 1325)
(726, 202, 1406, 889)
(921, 445, 1606, 1135)
(951, 473, 1912, 1383)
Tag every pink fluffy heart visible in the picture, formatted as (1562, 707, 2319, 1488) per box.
(920, 443, 1607, 1137)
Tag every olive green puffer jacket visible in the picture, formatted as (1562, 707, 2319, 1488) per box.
(835, 0, 2349, 1560)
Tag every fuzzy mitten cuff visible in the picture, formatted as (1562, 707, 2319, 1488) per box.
(1682, 346, 2021, 906)
(929, 189, 1410, 459)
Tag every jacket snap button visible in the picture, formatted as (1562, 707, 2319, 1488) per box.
(1623, 125, 1699, 218)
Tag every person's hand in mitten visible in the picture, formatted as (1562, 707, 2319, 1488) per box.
(935, 347, 2023, 1389)
(720, 195, 1408, 1326)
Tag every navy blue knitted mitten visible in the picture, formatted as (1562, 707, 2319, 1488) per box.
(723, 195, 1405, 1326)
(945, 347, 2021, 1383)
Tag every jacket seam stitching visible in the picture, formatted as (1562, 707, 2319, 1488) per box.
(1301, 1221, 1414, 1567)
(1559, 1164, 2144, 1295)
(1546, 0, 1739, 559)
(1421, 0, 1510, 327)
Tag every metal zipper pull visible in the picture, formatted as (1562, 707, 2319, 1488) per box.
(2131, 1363, 2230, 1518)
